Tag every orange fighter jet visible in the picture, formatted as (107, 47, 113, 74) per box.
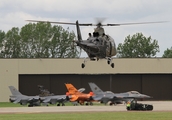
(65, 83, 94, 105)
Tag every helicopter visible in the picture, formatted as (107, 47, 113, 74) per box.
(27, 19, 167, 68)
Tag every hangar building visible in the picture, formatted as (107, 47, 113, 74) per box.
(0, 58, 172, 102)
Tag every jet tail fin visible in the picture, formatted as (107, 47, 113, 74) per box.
(88, 82, 104, 95)
(9, 86, 22, 96)
(76, 20, 82, 42)
(65, 83, 80, 95)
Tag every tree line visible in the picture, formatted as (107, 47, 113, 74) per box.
(0, 22, 80, 58)
(0, 22, 171, 58)
(117, 33, 172, 58)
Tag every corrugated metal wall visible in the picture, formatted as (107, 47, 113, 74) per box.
(19, 74, 172, 100)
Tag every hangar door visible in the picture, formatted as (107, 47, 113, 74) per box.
(19, 74, 172, 100)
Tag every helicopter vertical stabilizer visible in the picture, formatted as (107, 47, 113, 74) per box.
(76, 20, 82, 42)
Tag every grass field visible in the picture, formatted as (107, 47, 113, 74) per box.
(0, 112, 172, 120)
(0, 102, 172, 120)
(0, 102, 23, 107)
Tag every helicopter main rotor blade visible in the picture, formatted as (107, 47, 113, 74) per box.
(106, 21, 168, 26)
(26, 20, 76, 25)
(26, 20, 168, 27)
(26, 20, 93, 26)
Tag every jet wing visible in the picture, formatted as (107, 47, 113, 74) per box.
(92, 96, 102, 101)
(43, 95, 67, 103)
(53, 96, 67, 100)
(78, 88, 85, 93)
(101, 98, 110, 104)
(28, 96, 39, 101)
(111, 96, 135, 103)
(13, 98, 21, 103)
(43, 97, 51, 103)
(70, 95, 78, 102)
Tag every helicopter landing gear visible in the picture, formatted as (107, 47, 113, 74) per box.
(107, 57, 114, 68)
(111, 63, 114, 68)
(81, 58, 87, 68)
(81, 63, 85, 68)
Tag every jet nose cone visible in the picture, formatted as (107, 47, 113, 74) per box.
(142, 94, 152, 99)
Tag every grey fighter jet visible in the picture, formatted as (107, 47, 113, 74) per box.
(88, 82, 151, 105)
(9, 86, 40, 107)
(40, 95, 70, 106)
(37, 85, 70, 106)
(37, 85, 84, 106)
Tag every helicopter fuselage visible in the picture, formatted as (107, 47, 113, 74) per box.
(75, 34, 117, 59)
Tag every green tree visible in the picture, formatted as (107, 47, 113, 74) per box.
(0, 30, 5, 57)
(162, 47, 172, 58)
(0, 22, 80, 58)
(117, 33, 159, 58)
(3, 27, 21, 58)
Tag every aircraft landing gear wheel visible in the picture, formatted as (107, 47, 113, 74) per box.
(107, 57, 111, 64)
(85, 103, 89, 106)
(28, 104, 33, 107)
(90, 102, 93, 106)
(109, 102, 113, 106)
(57, 103, 60, 106)
(111, 63, 114, 68)
(81, 63, 85, 68)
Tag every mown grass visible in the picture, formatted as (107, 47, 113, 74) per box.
(0, 112, 172, 120)
(0, 102, 23, 107)
(0, 102, 171, 120)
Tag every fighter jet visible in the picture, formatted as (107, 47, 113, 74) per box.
(37, 85, 85, 106)
(65, 83, 94, 105)
(37, 85, 70, 106)
(9, 86, 40, 107)
(88, 82, 151, 105)
(39, 95, 70, 106)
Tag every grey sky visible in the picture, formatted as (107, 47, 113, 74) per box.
(0, 0, 171, 57)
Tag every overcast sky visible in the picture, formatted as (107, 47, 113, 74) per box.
(0, 0, 171, 57)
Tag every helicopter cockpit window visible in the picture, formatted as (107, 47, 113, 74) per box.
(94, 27, 105, 36)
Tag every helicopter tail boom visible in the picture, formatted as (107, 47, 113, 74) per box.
(76, 20, 82, 42)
